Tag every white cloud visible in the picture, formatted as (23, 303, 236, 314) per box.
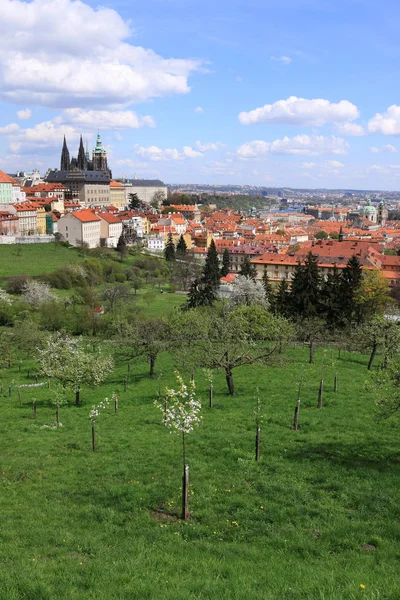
(368, 105, 400, 135)
(238, 96, 359, 126)
(134, 144, 203, 161)
(6, 120, 81, 153)
(17, 108, 32, 120)
(369, 144, 397, 153)
(195, 141, 224, 151)
(62, 109, 156, 129)
(335, 122, 365, 136)
(0, 0, 201, 109)
(302, 161, 317, 168)
(195, 106, 204, 113)
(0, 123, 20, 135)
(271, 56, 292, 65)
(325, 160, 344, 168)
(237, 135, 349, 158)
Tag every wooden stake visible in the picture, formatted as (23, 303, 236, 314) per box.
(255, 426, 260, 461)
(209, 383, 213, 408)
(8, 385, 12, 397)
(32, 399, 36, 419)
(182, 463, 189, 520)
(92, 421, 96, 452)
(75, 385, 80, 407)
(317, 379, 323, 409)
(27, 370, 30, 379)
(334, 372, 338, 393)
(114, 394, 118, 413)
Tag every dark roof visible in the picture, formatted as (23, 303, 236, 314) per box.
(46, 170, 110, 184)
(124, 179, 166, 187)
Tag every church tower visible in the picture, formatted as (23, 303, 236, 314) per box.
(77, 135, 87, 171)
(60, 135, 70, 171)
(92, 131, 111, 176)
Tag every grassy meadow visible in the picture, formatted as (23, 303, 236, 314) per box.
(0, 244, 85, 278)
(0, 344, 399, 599)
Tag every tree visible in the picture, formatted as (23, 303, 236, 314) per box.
(203, 240, 220, 289)
(116, 233, 128, 260)
(355, 270, 392, 322)
(186, 278, 217, 309)
(321, 265, 343, 331)
(274, 278, 290, 317)
(262, 271, 273, 300)
(150, 190, 166, 209)
(102, 285, 132, 315)
(21, 280, 57, 307)
(290, 252, 321, 320)
(230, 275, 268, 307)
(355, 316, 400, 370)
(340, 255, 363, 325)
(315, 230, 328, 240)
(239, 256, 257, 281)
(37, 332, 114, 405)
(220, 249, 230, 277)
(164, 233, 176, 262)
(128, 193, 142, 211)
(170, 254, 201, 291)
(176, 235, 187, 258)
(371, 357, 400, 419)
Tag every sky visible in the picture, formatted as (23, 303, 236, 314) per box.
(2, 0, 400, 188)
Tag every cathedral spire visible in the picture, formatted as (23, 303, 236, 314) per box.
(77, 135, 87, 170)
(60, 135, 70, 171)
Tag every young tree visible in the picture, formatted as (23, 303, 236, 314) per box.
(164, 233, 176, 262)
(220, 248, 230, 277)
(154, 372, 201, 519)
(176, 235, 187, 258)
(37, 332, 114, 405)
(239, 256, 257, 281)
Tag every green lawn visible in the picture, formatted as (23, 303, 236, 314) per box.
(0, 345, 398, 599)
(0, 244, 84, 278)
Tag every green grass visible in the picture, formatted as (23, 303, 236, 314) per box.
(0, 346, 399, 599)
(0, 244, 84, 278)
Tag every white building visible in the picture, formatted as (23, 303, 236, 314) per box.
(147, 236, 165, 253)
(98, 213, 123, 248)
(121, 179, 167, 205)
(58, 210, 101, 248)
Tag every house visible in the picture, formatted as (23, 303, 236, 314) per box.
(97, 212, 123, 248)
(148, 236, 165, 252)
(109, 181, 126, 210)
(0, 171, 15, 204)
(58, 210, 101, 248)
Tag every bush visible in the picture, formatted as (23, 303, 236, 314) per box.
(7, 275, 29, 295)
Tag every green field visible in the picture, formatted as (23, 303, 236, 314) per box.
(0, 244, 85, 278)
(0, 344, 398, 599)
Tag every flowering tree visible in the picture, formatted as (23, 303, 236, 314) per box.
(37, 332, 114, 405)
(89, 395, 111, 451)
(22, 280, 56, 307)
(230, 275, 268, 308)
(154, 372, 201, 519)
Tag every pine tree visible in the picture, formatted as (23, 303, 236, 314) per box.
(321, 265, 342, 330)
(340, 255, 363, 325)
(186, 279, 217, 309)
(203, 240, 220, 290)
(176, 235, 187, 258)
(275, 278, 290, 317)
(128, 193, 141, 211)
(290, 252, 321, 320)
(239, 256, 257, 281)
(220, 248, 230, 277)
(116, 232, 128, 259)
(164, 233, 176, 261)
(262, 271, 273, 298)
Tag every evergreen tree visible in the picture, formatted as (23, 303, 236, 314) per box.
(176, 235, 187, 258)
(186, 279, 217, 309)
(220, 248, 230, 277)
(116, 232, 128, 259)
(203, 240, 220, 290)
(262, 271, 273, 298)
(128, 193, 142, 211)
(275, 278, 290, 317)
(239, 255, 257, 281)
(340, 255, 363, 325)
(321, 265, 342, 331)
(164, 233, 176, 261)
(290, 252, 321, 320)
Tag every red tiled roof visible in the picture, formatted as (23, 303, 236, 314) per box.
(0, 170, 16, 184)
(71, 210, 101, 223)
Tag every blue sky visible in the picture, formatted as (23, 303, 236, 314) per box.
(2, 0, 400, 188)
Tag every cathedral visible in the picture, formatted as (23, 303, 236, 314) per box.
(60, 132, 112, 178)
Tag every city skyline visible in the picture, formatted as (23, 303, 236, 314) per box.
(2, 0, 400, 188)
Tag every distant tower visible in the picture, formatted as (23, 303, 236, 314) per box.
(338, 225, 344, 242)
(60, 136, 70, 171)
(77, 135, 87, 170)
(92, 131, 110, 176)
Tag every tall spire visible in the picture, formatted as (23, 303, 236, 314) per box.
(77, 135, 87, 170)
(60, 135, 70, 171)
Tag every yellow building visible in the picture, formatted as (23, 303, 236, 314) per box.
(109, 181, 126, 210)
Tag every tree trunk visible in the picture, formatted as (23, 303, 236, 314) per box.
(255, 426, 260, 461)
(334, 372, 338, 392)
(317, 379, 323, 409)
(114, 394, 118, 413)
(92, 421, 96, 452)
(56, 405, 60, 427)
(75, 385, 80, 406)
(225, 367, 235, 396)
(309, 339, 314, 364)
(209, 383, 213, 408)
(293, 396, 300, 430)
(368, 342, 378, 371)
(149, 355, 155, 379)
(182, 463, 189, 520)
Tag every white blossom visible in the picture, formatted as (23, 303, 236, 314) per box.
(89, 395, 111, 423)
(22, 280, 57, 307)
(154, 371, 202, 434)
